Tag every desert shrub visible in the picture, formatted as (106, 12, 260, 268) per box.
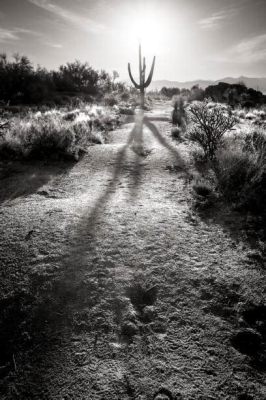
(103, 93, 118, 107)
(119, 106, 135, 115)
(62, 109, 80, 121)
(188, 99, 236, 160)
(204, 82, 265, 107)
(192, 178, 213, 197)
(160, 87, 180, 98)
(0, 114, 89, 160)
(235, 109, 246, 119)
(53, 60, 99, 94)
(120, 92, 130, 102)
(215, 146, 254, 198)
(189, 84, 205, 101)
(245, 112, 256, 120)
(214, 130, 266, 212)
(0, 105, 120, 160)
(256, 110, 266, 120)
(0, 53, 117, 106)
(192, 177, 216, 209)
(172, 96, 187, 129)
(171, 126, 181, 139)
(191, 145, 206, 165)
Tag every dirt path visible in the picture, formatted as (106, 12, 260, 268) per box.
(0, 102, 265, 399)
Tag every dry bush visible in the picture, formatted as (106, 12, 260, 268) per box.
(0, 106, 119, 160)
(103, 93, 118, 107)
(192, 177, 217, 209)
(0, 114, 90, 160)
(214, 129, 266, 212)
(188, 99, 236, 160)
(172, 96, 187, 129)
(192, 178, 213, 197)
(171, 126, 181, 140)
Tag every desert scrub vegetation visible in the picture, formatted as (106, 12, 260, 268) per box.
(214, 129, 266, 212)
(172, 95, 187, 130)
(187, 99, 236, 160)
(232, 107, 266, 127)
(183, 99, 266, 215)
(0, 105, 120, 161)
(192, 176, 217, 210)
(0, 54, 131, 106)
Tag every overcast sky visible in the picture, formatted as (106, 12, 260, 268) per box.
(0, 0, 266, 81)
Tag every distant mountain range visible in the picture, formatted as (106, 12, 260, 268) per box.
(148, 77, 266, 93)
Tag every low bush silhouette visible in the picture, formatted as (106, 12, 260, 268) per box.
(0, 54, 128, 106)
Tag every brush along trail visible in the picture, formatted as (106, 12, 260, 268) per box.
(0, 102, 265, 400)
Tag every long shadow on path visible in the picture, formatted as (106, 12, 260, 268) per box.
(84, 110, 186, 227)
(41, 109, 188, 305)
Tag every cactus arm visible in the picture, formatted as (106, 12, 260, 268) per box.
(143, 57, 146, 83)
(139, 44, 142, 85)
(128, 63, 141, 89)
(144, 56, 156, 88)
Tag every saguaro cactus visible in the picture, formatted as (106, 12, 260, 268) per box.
(128, 44, 156, 109)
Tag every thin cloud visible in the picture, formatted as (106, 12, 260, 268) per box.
(233, 34, 266, 62)
(0, 28, 19, 42)
(44, 42, 63, 48)
(15, 28, 42, 36)
(212, 34, 266, 63)
(0, 27, 41, 42)
(199, 9, 237, 30)
(28, 0, 105, 34)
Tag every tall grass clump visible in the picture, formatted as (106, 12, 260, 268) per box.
(188, 99, 236, 160)
(192, 177, 217, 209)
(214, 129, 266, 212)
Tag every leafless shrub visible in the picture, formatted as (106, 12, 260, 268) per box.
(188, 99, 236, 160)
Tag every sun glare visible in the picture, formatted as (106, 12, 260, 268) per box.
(128, 15, 163, 52)
(118, 6, 170, 56)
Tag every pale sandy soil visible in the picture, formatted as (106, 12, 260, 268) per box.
(0, 102, 265, 399)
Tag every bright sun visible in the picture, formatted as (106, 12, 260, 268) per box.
(118, 6, 169, 56)
(128, 16, 162, 52)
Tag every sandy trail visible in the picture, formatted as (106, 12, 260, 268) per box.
(0, 102, 265, 399)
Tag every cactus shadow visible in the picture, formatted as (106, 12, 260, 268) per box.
(85, 110, 187, 218)
(144, 115, 186, 167)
